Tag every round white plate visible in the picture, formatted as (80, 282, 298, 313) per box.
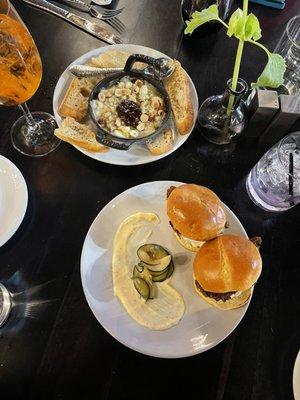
(53, 44, 198, 166)
(293, 350, 300, 400)
(81, 181, 252, 358)
(0, 155, 28, 247)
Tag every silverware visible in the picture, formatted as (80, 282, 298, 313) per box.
(58, 0, 123, 19)
(69, 58, 175, 79)
(58, 0, 125, 32)
(22, 0, 123, 44)
(91, 0, 112, 5)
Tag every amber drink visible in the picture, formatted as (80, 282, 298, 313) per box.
(0, 14, 42, 105)
(0, 0, 60, 157)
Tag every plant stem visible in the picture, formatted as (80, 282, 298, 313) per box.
(243, 0, 249, 15)
(217, 18, 229, 29)
(249, 39, 270, 56)
(226, 39, 244, 116)
(226, 0, 248, 117)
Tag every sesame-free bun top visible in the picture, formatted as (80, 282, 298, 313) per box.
(193, 235, 262, 293)
(167, 184, 226, 241)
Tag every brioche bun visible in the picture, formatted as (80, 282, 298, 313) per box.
(193, 235, 262, 309)
(167, 184, 226, 241)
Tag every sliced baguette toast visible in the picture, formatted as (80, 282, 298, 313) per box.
(164, 60, 194, 135)
(59, 51, 144, 122)
(54, 117, 108, 153)
(146, 128, 174, 155)
(59, 76, 100, 122)
(90, 50, 145, 70)
(90, 50, 130, 68)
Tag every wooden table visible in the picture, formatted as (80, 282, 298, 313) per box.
(0, 1, 299, 399)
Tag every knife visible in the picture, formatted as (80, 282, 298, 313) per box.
(22, 0, 123, 45)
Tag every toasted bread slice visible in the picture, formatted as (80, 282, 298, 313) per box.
(164, 60, 194, 135)
(59, 51, 144, 122)
(90, 50, 145, 70)
(146, 128, 174, 155)
(59, 76, 100, 121)
(90, 50, 130, 68)
(54, 117, 108, 153)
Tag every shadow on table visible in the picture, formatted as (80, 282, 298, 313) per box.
(0, 273, 60, 333)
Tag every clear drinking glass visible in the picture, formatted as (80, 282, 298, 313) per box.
(274, 15, 300, 95)
(0, 283, 11, 327)
(0, 0, 60, 156)
(246, 132, 300, 212)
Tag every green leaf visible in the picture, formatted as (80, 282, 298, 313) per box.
(184, 5, 220, 35)
(227, 10, 262, 41)
(251, 53, 286, 88)
(245, 14, 261, 41)
(227, 8, 244, 39)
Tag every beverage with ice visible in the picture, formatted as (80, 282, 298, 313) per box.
(246, 132, 300, 211)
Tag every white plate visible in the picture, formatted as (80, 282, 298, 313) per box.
(81, 181, 252, 358)
(293, 350, 300, 400)
(0, 155, 28, 247)
(53, 44, 198, 166)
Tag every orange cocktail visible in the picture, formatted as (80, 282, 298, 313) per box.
(0, 13, 42, 105)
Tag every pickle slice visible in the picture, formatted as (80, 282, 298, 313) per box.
(137, 244, 170, 265)
(133, 277, 150, 300)
(147, 255, 172, 271)
(133, 265, 154, 299)
(166, 262, 174, 279)
(150, 261, 174, 282)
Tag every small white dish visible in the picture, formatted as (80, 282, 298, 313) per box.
(0, 155, 28, 247)
(53, 44, 198, 166)
(293, 350, 300, 400)
(81, 181, 252, 358)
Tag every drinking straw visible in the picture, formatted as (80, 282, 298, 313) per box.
(289, 152, 295, 206)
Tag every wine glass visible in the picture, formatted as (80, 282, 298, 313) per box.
(0, 0, 60, 157)
(0, 283, 11, 327)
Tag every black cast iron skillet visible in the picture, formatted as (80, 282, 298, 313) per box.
(89, 54, 171, 150)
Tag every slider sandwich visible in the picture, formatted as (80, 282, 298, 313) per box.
(193, 235, 262, 310)
(167, 184, 226, 251)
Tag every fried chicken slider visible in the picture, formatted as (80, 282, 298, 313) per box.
(193, 235, 262, 310)
(167, 184, 226, 251)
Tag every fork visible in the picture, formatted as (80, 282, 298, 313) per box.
(60, 0, 124, 25)
(58, 0, 125, 32)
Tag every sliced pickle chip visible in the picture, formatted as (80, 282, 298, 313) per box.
(148, 264, 170, 277)
(136, 263, 144, 274)
(152, 268, 170, 282)
(133, 265, 154, 299)
(133, 264, 152, 281)
(150, 261, 174, 282)
(133, 277, 150, 300)
(137, 244, 170, 265)
(166, 262, 174, 279)
(134, 244, 175, 296)
(148, 255, 172, 271)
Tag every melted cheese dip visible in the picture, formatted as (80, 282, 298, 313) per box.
(112, 212, 185, 330)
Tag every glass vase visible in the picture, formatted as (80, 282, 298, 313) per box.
(198, 78, 248, 145)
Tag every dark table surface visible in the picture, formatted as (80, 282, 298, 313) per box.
(0, 0, 300, 399)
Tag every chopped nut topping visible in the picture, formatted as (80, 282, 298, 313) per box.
(92, 76, 166, 139)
